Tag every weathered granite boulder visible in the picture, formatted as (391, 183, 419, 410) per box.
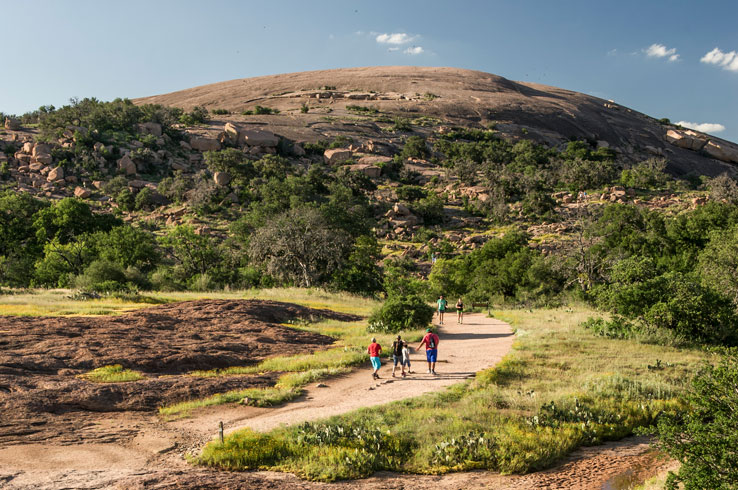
(665, 129, 707, 151)
(137, 122, 163, 137)
(74, 187, 91, 198)
(117, 155, 137, 175)
(345, 163, 381, 178)
(240, 130, 278, 147)
(358, 155, 392, 165)
(190, 137, 221, 152)
(4, 117, 20, 130)
(47, 167, 64, 182)
(324, 148, 353, 165)
(213, 171, 232, 186)
(704, 140, 738, 163)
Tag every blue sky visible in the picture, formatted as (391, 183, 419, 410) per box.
(2, 0, 737, 142)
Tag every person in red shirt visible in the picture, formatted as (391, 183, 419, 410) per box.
(367, 337, 382, 379)
(417, 328, 440, 375)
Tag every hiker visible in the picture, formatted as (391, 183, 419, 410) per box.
(437, 295, 447, 324)
(401, 341, 412, 376)
(368, 337, 382, 379)
(417, 327, 440, 375)
(456, 297, 464, 324)
(391, 335, 404, 377)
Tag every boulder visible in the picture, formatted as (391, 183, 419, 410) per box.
(358, 155, 392, 165)
(324, 148, 353, 165)
(117, 154, 137, 175)
(704, 140, 738, 163)
(345, 163, 381, 178)
(93, 142, 106, 153)
(32, 144, 51, 157)
(292, 143, 306, 156)
(223, 123, 239, 145)
(92, 180, 105, 189)
(33, 154, 53, 165)
(4, 117, 21, 130)
(665, 129, 707, 151)
(74, 187, 91, 198)
(393, 203, 412, 216)
(47, 167, 64, 182)
(29, 163, 44, 172)
(213, 171, 232, 186)
(128, 180, 150, 189)
(240, 130, 279, 147)
(137, 122, 162, 137)
(23, 142, 34, 154)
(189, 137, 221, 152)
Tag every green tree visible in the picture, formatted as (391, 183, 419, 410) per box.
(248, 207, 351, 287)
(159, 225, 222, 279)
(33, 197, 120, 244)
(331, 235, 383, 295)
(91, 225, 160, 271)
(654, 351, 738, 489)
(699, 225, 738, 305)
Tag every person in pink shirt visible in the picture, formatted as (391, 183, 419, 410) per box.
(417, 328, 440, 375)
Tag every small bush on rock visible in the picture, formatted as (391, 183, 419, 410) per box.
(367, 294, 434, 333)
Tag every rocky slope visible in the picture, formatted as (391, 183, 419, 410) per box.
(137, 66, 738, 176)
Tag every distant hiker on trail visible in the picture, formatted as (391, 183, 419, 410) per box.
(437, 295, 447, 324)
(417, 327, 440, 375)
(391, 335, 405, 378)
(456, 297, 464, 324)
(401, 341, 411, 376)
(368, 337, 382, 379)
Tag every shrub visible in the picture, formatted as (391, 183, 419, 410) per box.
(396, 185, 427, 202)
(707, 173, 738, 204)
(134, 187, 155, 210)
(412, 193, 445, 225)
(74, 259, 128, 292)
(620, 158, 669, 189)
(346, 105, 378, 114)
(179, 106, 208, 125)
(300, 103, 309, 113)
(210, 108, 230, 115)
(115, 188, 135, 212)
(400, 135, 429, 160)
(654, 351, 738, 489)
(367, 294, 434, 333)
(253, 105, 280, 115)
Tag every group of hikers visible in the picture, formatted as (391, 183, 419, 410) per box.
(367, 295, 462, 379)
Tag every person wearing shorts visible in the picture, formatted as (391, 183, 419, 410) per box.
(401, 341, 411, 375)
(391, 335, 404, 378)
(368, 337, 382, 379)
(456, 297, 464, 324)
(417, 327, 440, 375)
(437, 295, 447, 324)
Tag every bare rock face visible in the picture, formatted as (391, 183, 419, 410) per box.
(137, 122, 163, 137)
(704, 140, 738, 163)
(190, 137, 221, 152)
(4, 117, 20, 130)
(74, 186, 91, 198)
(324, 148, 353, 165)
(46, 166, 64, 182)
(358, 155, 392, 165)
(665, 129, 707, 151)
(240, 129, 278, 147)
(117, 154, 137, 175)
(345, 163, 381, 178)
(213, 171, 232, 186)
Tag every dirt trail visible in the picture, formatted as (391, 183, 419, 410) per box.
(224, 313, 514, 434)
(0, 310, 668, 489)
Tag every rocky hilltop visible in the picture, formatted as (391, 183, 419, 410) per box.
(137, 66, 738, 176)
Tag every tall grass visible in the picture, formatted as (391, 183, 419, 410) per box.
(197, 304, 710, 480)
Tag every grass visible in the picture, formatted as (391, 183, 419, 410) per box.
(82, 364, 145, 383)
(0, 287, 380, 317)
(197, 303, 711, 481)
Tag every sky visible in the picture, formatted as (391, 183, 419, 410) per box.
(1, 0, 737, 142)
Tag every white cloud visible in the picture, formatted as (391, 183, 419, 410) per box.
(701, 47, 738, 72)
(376, 32, 415, 45)
(404, 46, 424, 55)
(676, 121, 726, 134)
(388, 47, 400, 52)
(645, 43, 680, 62)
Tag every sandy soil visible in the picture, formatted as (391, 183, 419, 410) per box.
(0, 306, 669, 489)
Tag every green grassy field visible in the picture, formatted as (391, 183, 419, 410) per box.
(0, 287, 379, 317)
(197, 304, 709, 481)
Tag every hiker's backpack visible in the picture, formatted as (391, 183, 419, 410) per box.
(428, 334, 436, 349)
